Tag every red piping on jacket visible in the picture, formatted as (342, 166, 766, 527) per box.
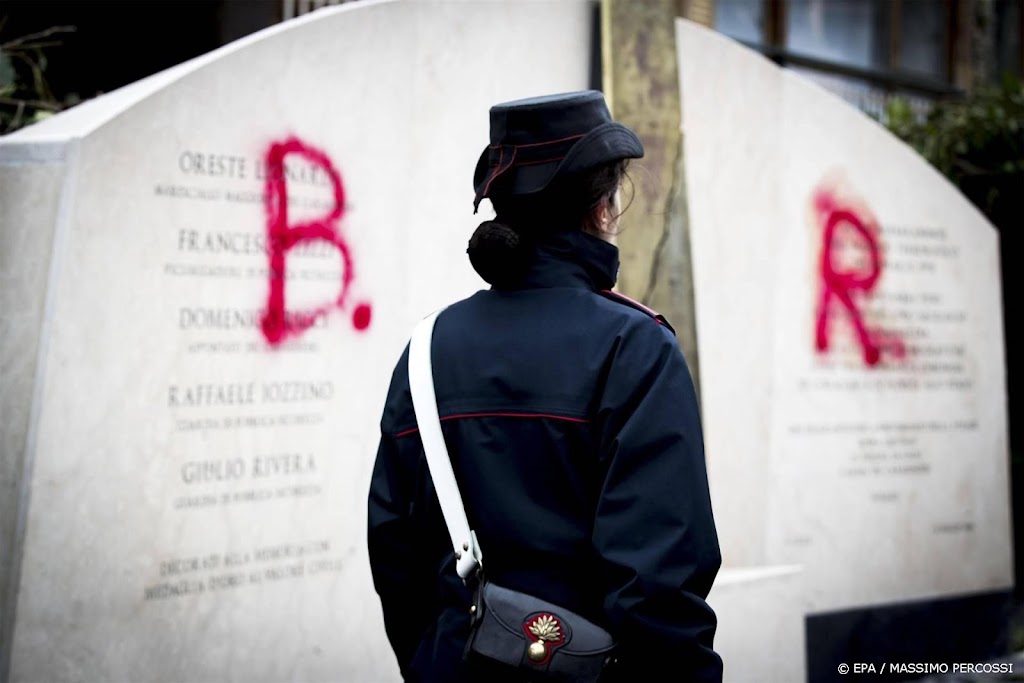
(393, 412, 589, 438)
(599, 289, 665, 326)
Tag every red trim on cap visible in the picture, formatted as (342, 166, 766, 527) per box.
(515, 155, 566, 167)
(481, 146, 517, 199)
(487, 133, 585, 151)
(516, 133, 585, 149)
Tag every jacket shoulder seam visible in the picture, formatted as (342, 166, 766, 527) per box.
(596, 289, 676, 335)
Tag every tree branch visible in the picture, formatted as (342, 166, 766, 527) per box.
(1, 26, 77, 50)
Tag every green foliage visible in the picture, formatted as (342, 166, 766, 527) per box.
(884, 75, 1024, 231)
(0, 20, 79, 134)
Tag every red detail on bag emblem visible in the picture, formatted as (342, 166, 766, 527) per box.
(523, 613, 565, 665)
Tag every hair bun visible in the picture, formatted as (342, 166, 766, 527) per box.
(467, 221, 531, 287)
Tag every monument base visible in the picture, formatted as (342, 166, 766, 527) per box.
(707, 565, 807, 683)
(806, 589, 1015, 683)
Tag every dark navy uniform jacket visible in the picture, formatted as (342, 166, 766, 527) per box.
(368, 230, 722, 682)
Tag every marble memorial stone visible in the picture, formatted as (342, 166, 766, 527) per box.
(0, 2, 594, 681)
(677, 18, 1012, 615)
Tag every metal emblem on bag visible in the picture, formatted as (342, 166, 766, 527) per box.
(524, 613, 564, 663)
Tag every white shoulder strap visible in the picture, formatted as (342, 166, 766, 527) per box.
(408, 309, 483, 580)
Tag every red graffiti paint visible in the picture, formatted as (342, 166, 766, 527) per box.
(352, 302, 372, 331)
(813, 188, 904, 366)
(259, 136, 371, 345)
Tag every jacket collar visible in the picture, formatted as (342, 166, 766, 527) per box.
(510, 230, 619, 292)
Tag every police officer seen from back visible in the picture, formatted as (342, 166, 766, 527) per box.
(368, 90, 723, 682)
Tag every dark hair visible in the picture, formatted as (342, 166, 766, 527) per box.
(467, 160, 629, 287)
